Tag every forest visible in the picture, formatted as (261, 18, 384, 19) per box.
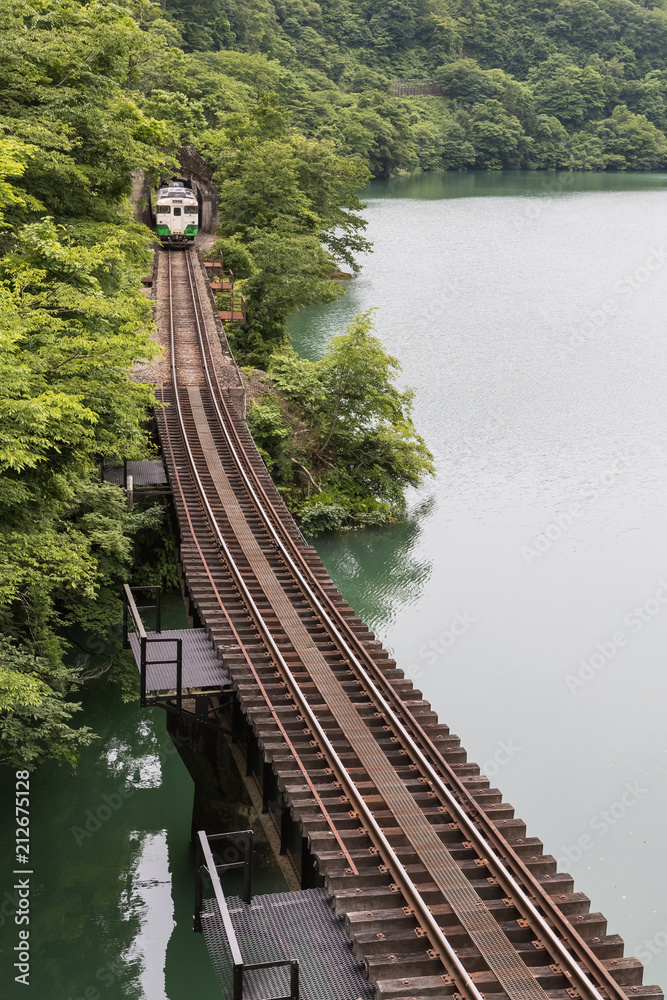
(1, 0, 666, 764)
(164, 0, 667, 174)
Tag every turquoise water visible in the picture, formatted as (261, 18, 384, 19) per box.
(289, 170, 667, 988)
(0, 598, 285, 999)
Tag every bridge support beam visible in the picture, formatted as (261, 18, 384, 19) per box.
(262, 761, 273, 813)
(165, 709, 274, 869)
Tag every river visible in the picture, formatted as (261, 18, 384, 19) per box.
(290, 169, 667, 988)
(2, 171, 666, 997)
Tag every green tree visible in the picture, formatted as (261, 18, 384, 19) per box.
(434, 59, 504, 106)
(0, 0, 178, 227)
(529, 55, 608, 126)
(469, 99, 530, 167)
(0, 214, 160, 766)
(247, 313, 435, 533)
(208, 93, 370, 363)
(574, 104, 667, 168)
(529, 114, 572, 168)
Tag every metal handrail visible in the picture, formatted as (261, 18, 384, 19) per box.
(123, 584, 146, 642)
(122, 584, 179, 707)
(197, 830, 244, 966)
(208, 830, 253, 904)
(139, 636, 182, 709)
(122, 583, 163, 641)
(194, 830, 298, 1000)
(129, 584, 162, 633)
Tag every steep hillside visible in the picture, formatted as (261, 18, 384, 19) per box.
(161, 0, 667, 172)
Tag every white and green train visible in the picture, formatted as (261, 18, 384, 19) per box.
(154, 180, 199, 247)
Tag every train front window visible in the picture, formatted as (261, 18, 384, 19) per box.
(184, 206, 198, 215)
(173, 207, 182, 216)
(156, 205, 170, 214)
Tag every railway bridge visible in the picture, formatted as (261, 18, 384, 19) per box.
(129, 248, 663, 1000)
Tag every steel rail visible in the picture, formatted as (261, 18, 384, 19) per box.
(166, 250, 486, 1000)
(162, 257, 358, 874)
(183, 251, 626, 1000)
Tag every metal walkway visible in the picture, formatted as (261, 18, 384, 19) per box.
(202, 888, 373, 1000)
(104, 459, 168, 487)
(127, 628, 229, 690)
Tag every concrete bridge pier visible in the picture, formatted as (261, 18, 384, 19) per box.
(165, 695, 302, 885)
(166, 709, 255, 839)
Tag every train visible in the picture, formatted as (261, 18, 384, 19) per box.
(154, 179, 199, 247)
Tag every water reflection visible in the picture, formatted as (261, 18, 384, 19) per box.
(121, 832, 175, 1000)
(363, 168, 667, 200)
(104, 719, 164, 789)
(0, 668, 221, 1000)
(315, 495, 435, 639)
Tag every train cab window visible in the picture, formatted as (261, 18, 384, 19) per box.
(184, 206, 198, 215)
(156, 205, 171, 214)
(173, 207, 182, 216)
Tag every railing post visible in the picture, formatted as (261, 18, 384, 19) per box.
(194, 837, 203, 933)
(122, 595, 129, 649)
(243, 832, 253, 905)
(155, 585, 162, 634)
(176, 638, 183, 713)
(140, 636, 147, 708)
(233, 963, 243, 1000)
(290, 960, 299, 1000)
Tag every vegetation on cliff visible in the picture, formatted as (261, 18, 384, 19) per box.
(244, 312, 434, 533)
(0, 0, 179, 765)
(139, 0, 667, 361)
(163, 0, 667, 175)
(205, 94, 371, 367)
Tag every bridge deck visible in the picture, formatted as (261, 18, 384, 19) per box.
(202, 888, 373, 1000)
(152, 247, 662, 1000)
(128, 628, 229, 690)
(104, 459, 168, 487)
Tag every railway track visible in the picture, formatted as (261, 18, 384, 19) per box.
(156, 247, 661, 1000)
